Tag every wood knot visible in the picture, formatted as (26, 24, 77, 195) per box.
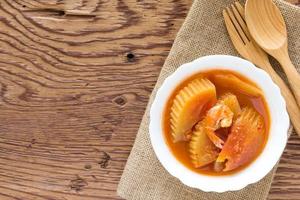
(84, 164, 92, 170)
(113, 96, 127, 106)
(98, 151, 111, 169)
(126, 53, 135, 62)
(70, 177, 88, 192)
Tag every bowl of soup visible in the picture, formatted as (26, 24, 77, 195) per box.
(149, 55, 289, 192)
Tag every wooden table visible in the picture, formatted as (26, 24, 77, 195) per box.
(0, 0, 299, 199)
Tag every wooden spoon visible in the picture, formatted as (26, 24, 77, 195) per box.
(245, 0, 300, 107)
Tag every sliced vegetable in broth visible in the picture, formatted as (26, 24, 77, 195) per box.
(212, 74, 263, 97)
(189, 121, 219, 168)
(170, 78, 217, 142)
(217, 107, 265, 171)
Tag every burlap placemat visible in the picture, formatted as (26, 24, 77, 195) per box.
(117, 0, 300, 199)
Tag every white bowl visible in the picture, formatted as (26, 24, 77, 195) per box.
(149, 55, 289, 192)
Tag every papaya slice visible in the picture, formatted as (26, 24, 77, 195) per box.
(170, 78, 217, 142)
(219, 93, 241, 117)
(217, 107, 265, 171)
(189, 122, 220, 168)
(213, 74, 262, 97)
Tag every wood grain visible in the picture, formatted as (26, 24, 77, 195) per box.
(0, 0, 298, 199)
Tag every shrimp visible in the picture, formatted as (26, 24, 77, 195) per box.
(195, 93, 241, 149)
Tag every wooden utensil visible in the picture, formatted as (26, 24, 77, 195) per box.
(223, 2, 300, 136)
(245, 0, 300, 107)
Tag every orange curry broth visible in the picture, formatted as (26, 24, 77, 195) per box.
(163, 69, 270, 176)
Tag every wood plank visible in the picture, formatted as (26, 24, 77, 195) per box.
(0, 0, 298, 199)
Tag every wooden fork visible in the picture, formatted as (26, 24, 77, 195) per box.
(223, 2, 300, 136)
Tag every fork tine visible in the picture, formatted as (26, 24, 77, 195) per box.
(235, 2, 245, 20)
(226, 6, 249, 44)
(223, 9, 244, 48)
(232, 2, 251, 39)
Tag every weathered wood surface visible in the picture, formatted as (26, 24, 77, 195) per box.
(0, 0, 298, 199)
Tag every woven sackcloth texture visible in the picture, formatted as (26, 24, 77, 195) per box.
(117, 0, 299, 199)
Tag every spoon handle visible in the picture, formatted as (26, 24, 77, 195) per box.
(278, 56, 300, 107)
(261, 60, 300, 136)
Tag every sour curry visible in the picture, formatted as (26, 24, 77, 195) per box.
(163, 70, 270, 175)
